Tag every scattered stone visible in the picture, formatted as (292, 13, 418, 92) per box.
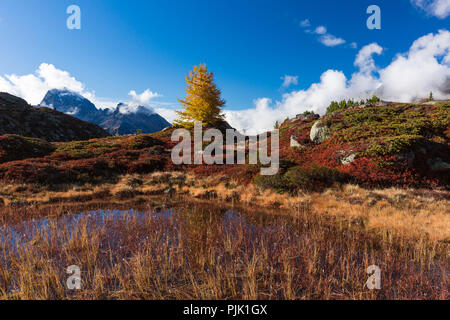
(310, 120, 330, 143)
(294, 112, 320, 121)
(290, 136, 302, 148)
(375, 101, 389, 107)
(341, 153, 356, 165)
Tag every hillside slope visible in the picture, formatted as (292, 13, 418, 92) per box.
(276, 102, 449, 188)
(0, 101, 448, 189)
(0, 92, 110, 142)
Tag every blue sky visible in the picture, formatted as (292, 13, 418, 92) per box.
(0, 0, 449, 133)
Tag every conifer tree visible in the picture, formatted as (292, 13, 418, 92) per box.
(175, 64, 225, 127)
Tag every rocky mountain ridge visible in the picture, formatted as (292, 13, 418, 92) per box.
(40, 89, 171, 135)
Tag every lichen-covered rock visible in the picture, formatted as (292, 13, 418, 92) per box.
(310, 120, 330, 143)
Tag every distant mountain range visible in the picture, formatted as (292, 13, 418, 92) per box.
(40, 89, 171, 135)
(0, 92, 109, 142)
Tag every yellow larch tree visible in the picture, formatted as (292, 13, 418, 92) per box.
(175, 64, 225, 128)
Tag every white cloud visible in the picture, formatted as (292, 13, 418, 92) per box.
(411, 0, 450, 19)
(350, 42, 358, 49)
(128, 89, 161, 106)
(300, 19, 347, 48)
(281, 75, 299, 87)
(319, 34, 346, 47)
(0, 63, 86, 106)
(354, 43, 383, 74)
(314, 26, 327, 35)
(0, 63, 171, 115)
(300, 19, 311, 27)
(377, 29, 450, 101)
(116, 89, 163, 114)
(155, 107, 178, 123)
(0, 63, 113, 107)
(224, 98, 281, 135)
(224, 30, 450, 134)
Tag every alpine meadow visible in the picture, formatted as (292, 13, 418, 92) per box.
(0, 0, 448, 307)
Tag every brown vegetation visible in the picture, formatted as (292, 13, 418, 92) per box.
(1, 172, 449, 242)
(0, 196, 447, 300)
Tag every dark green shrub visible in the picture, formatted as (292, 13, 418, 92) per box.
(365, 135, 424, 157)
(326, 99, 358, 114)
(283, 165, 347, 191)
(129, 135, 161, 149)
(253, 173, 285, 193)
(366, 95, 380, 104)
(254, 165, 348, 193)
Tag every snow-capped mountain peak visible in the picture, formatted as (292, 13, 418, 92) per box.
(115, 102, 155, 115)
(40, 88, 98, 118)
(39, 89, 171, 135)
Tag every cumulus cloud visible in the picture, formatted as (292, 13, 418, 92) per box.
(0, 63, 115, 108)
(354, 43, 384, 73)
(0, 63, 171, 115)
(0, 63, 84, 105)
(411, 0, 450, 19)
(127, 89, 161, 113)
(281, 75, 299, 87)
(377, 29, 450, 101)
(117, 89, 163, 114)
(224, 30, 450, 134)
(224, 98, 281, 135)
(128, 89, 160, 106)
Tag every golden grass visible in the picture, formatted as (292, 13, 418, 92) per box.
(0, 172, 449, 242)
(0, 202, 447, 300)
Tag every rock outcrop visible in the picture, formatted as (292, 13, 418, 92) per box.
(310, 120, 330, 143)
